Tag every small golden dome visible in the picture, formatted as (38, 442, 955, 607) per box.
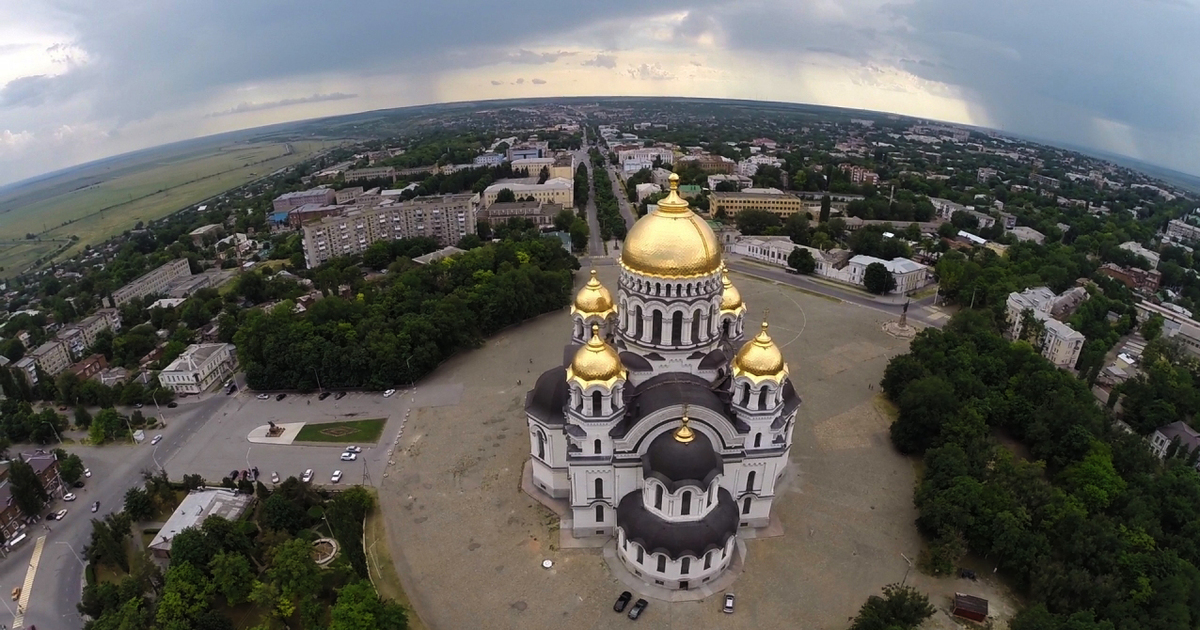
(674, 408, 695, 443)
(733, 322, 788, 383)
(720, 267, 744, 313)
(568, 325, 626, 386)
(621, 174, 722, 278)
(572, 270, 616, 317)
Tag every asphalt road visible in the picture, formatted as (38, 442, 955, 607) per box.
(573, 145, 604, 257)
(605, 165, 638, 229)
(0, 394, 230, 629)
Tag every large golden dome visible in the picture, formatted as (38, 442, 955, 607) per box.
(720, 267, 745, 313)
(621, 174, 722, 278)
(572, 270, 616, 317)
(568, 325, 626, 386)
(733, 322, 788, 383)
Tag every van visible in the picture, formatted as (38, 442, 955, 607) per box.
(6, 533, 27, 549)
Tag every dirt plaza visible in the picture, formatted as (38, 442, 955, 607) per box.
(377, 267, 1014, 629)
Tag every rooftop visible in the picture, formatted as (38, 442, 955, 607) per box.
(148, 489, 253, 552)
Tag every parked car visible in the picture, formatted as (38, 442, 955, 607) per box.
(723, 593, 735, 614)
(345, 446, 362, 453)
(45, 513, 56, 521)
(275, 393, 287, 401)
(11, 587, 18, 600)
(256, 393, 269, 400)
(151, 435, 163, 445)
(340, 452, 357, 461)
(134, 403, 143, 408)
(91, 501, 100, 513)
(331, 470, 343, 483)
(301, 469, 314, 483)
(334, 391, 347, 400)
(271, 472, 279, 483)
(318, 392, 331, 401)
(83, 468, 91, 478)
(53, 509, 67, 520)
(613, 591, 632, 612)
(383, 389, 396, 398)
(62, 493, 76, 502)
(72, 481, 85, 489)
(167, 401, 178, 408)
(628, 598, 648, 620)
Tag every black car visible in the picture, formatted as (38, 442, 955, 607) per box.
(45, 513, 56, 521)
(275, 393, 286, 401)
(613, 591, 632, 613)
(628, 598, 648, 620)
(334, 391, 347, 400)
(229, 470, 240, 480)
(72, 481, 85, 489)
(167, 402, 178, 408)
(318, 392, 331, 401)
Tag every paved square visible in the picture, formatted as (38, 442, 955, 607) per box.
(375, 268, 1014, 629)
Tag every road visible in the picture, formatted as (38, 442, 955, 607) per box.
(724, 257, 948, 329)
(0, 393, 230, 629)
(573, 133, 604, 257)
(605, 165, 638, 229)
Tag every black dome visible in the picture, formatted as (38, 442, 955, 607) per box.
(617, 487, 739, 559)
(643, 428, 723, 489)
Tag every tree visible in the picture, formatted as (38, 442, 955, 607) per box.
(169, 527, 218, 570)
(1141, 313, 1165, 341)
(734, 209, 782, 235)
(210, 551, 255, 605)
(937, 221, 957, 239)
(849, 583, 936, 630)
(494, 188, 516, 203)
(863, 262, 896, 295)
(890, 376, 959, 454)
(329, 580, 409, 630)
(90, 407, 126, 444)
(56, 450, 85, 484)
(124, 486, 154, 521)
(782, 213, 810, 245)
(74, 405, 92, 428)
(262, 492, 308, 533)
(8, 457, 48, 517)
(156, 561, 214, 628)
(819, 194, 831, 223)
(553, 209, 576, 232)
(788, 247, 816, 274)
(268, 538, 323, 607)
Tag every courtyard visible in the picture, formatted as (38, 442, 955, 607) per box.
(376, 267, 1018, 629)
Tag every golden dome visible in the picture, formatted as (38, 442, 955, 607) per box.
(620, 174, 722, 278)
(572, 270, 616, 317)
(720, 267, 745, 313)
(733, 322, 788, 383)
(568, 325, 626, 386)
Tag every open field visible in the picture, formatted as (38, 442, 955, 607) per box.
(294, 418, 386, 443)
(0, 139, 341, 276)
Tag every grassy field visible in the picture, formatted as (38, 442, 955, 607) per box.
(0, 139, 340, 276)
(294, 418, 386, 443)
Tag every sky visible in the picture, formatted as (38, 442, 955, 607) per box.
(2, 0, 1199, 187)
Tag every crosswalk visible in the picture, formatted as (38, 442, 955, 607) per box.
(12, 535, 45, 629)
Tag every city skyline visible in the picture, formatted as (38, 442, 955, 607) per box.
(3, 0, 1199, 186)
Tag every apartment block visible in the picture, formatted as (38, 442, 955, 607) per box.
(1006, 287, 1087, 369)
(1030, 173, 1060, 189)
(1135, 301, 1200, 358)
(1167, 219, 1200, 244)
(272, 188, 337, 213)
(477, 201, 563, 228)
(29, 338, 71, 378)
(303, 194, 476, 267)
(481, 179, 573, 208)
(710, 189, 808, 219)
(343, 167, 396, 183)
(111, 258, 192, 306)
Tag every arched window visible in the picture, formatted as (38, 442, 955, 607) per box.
(536, 432, 545, 459)
(655, 282, 661, 296)
(594, 439, 602, 454)
(595, 477, 604, 498)
(681, 491, 692, 516)
(681, 557, 690, 575)
(723, 319, 731, 338)
(655, 485, 664, 510)
(652, 310, 663, 344)
(596, 504, 604, 522)
(743, 496, 752, 515)
(691, 310, 701, 343)
(745, 470, 756, 493)
(592, 391, 603, 417)
(758, 386, 769, 409)
(635, 305, 644, 340)
(637, 546, 644, 564)
(753, 433, 762, 448)
(704, 552, 712, 570)
(671, 311, 683, 345)
(740, 383, 751, 406)
(656, 555, 666, 572)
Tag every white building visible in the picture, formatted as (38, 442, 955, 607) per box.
(634, 183, 663, 202)
(841, 256, 931, 294)
(737, 155, 784, 177)
(617, 148, 674, 172)
(1118, 241, 1161, 269)
(1010, 226, 1046, 244)
(473, 153, 506, 167)
(1135, 301, 1200, 358)
(1006, 287, 1087, 369)
(1149, 421, 1200, 466)
(525, 176, 794, 592)
(729, 237, 841, 277)
(159, 343, 236, 394)
(482, 178, 574, 208)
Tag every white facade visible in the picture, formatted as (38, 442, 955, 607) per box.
(159, 344, 236, 394)
(841, 255, 931, 294)
(617, 147, 674, 168)
(730, 237, 839, 276)
(482, 178, 574, 208)
(1006, 288, 1086, 369)
(111, 259, 192, 306)
(1118, 241, 1161, 269)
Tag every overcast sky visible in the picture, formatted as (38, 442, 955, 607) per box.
(2, 0, 1198, 186)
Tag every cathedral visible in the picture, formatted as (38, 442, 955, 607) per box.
(524, 174, 799, 591)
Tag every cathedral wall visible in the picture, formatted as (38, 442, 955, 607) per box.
(615, 528, 737, 590)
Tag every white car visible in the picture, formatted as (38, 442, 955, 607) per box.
(270, 472, 280, 483)
(331, 470, 343, 483)
(383, 389, 396, 398)
(151, 435, 163, 445)
(340, 452, 357, 461)
(62, 493, 76, 502)
(301, 469, 314, 483)
(91, 501, 99, 513)
(53, 509, 67, 520)
(83, 468, 91, 478)
(345, 445, 362, 453)
(256, 393, 269, 400)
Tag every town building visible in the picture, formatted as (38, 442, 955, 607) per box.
(477, 201, 563, 229)
(28, 339, 71, 379)
(111, 259, 193, 306)
(1135, 301, 1200, 358)
(998, 212, 1017, 230)
(1006, 287, 1087, 369)
(189, 224, 223, 245)
(343, 167, 396, 183)
(977, 167, 998, 183)
(525, 175, 795, 592)
(481, 178, 574, 209)
(730, 237, 846, 277)
(272, 188, 337, 213)
(1010, 226, 1045, 244)
(736, 155, 783, 177)
(838, 164, 879, 185)
(1149, 421, 1200, 465)
(0, 452, 65, 546)
(287, 204, 344, 227)
(709, 189, 808, 220)
(473, 153, 506, 167)
(677, 154, 736, 174)
(67, 353, 108, 380)
(1167, 219, 1200, 244)
(843, 256, 931, 294)
(159, 343, 237, 394)
(302, 194, 476, 267)
(1030, 173, 1060, 189)
(149, 489, 253, 559)
(1118, 241, 1161, 268)
(706, 174, 753, 191)
(1099, 264, 1161, 293)
(413, 246, 467, 265)
(508, 142, 549, 161)
(617, 148, 674, 173)
(634, 183, 662, 202)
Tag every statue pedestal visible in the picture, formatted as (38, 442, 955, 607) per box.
(882, 321, 918, 339)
